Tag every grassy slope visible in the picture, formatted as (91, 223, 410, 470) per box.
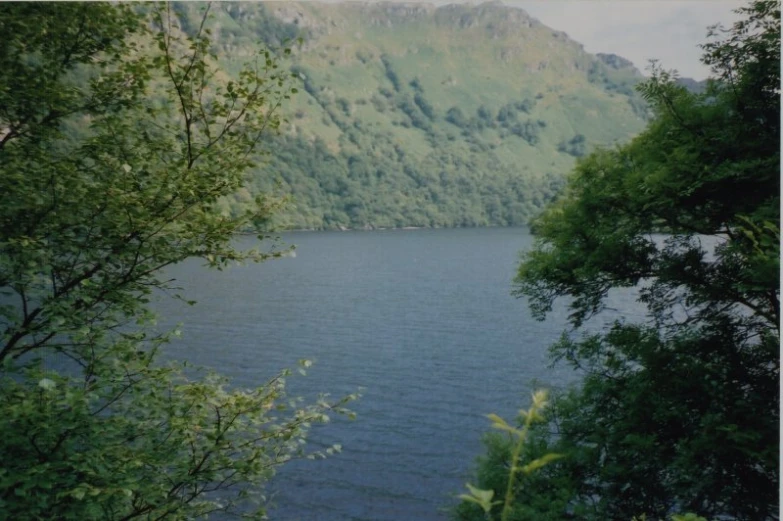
(178, 1, 648, 230)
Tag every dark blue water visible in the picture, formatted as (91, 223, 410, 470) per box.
(154, 227, 642, 521)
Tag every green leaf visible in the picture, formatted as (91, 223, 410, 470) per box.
(37, 378, 56, 391)
(520, 453, 564, 474)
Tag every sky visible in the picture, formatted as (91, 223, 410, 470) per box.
(318, 0, 747, 80)
(511, 1, 745, 80)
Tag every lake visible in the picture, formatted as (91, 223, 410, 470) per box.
(154, 227, 642, 521)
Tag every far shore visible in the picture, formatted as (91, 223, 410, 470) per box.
(238, 224, 534, 235)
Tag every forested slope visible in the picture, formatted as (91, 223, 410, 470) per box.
(174, 2, 650, 229)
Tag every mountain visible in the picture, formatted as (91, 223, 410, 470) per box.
(676, 76, 709, 94)
(174, 2, 650, 230)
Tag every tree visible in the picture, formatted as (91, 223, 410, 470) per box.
(0, 4, 352, 519)
(457, 1, 779, 519)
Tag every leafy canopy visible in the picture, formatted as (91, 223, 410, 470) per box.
(459, 1, 779, 520)
(0, 4, 353, 519)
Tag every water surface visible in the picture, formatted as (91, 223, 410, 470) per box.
(154, 227, 640, 520)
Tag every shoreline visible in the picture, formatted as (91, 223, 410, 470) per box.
(240, 224, 530, 235)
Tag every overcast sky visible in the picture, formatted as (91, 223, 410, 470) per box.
(318, 0, 747, 80)
(512, 1, 745, 80)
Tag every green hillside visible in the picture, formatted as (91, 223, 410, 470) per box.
(175, 2, 649, 230)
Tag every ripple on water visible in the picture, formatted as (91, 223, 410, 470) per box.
(154, 228, 644, 521)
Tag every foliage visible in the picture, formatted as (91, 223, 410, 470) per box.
(0, 3, 353, 519)
(0, 355, 352, 520)
(462, 1, 779, 520)
(556, 134, 586, 157)
(175, 1, 649, 230)
(456, 391, 565, 521)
